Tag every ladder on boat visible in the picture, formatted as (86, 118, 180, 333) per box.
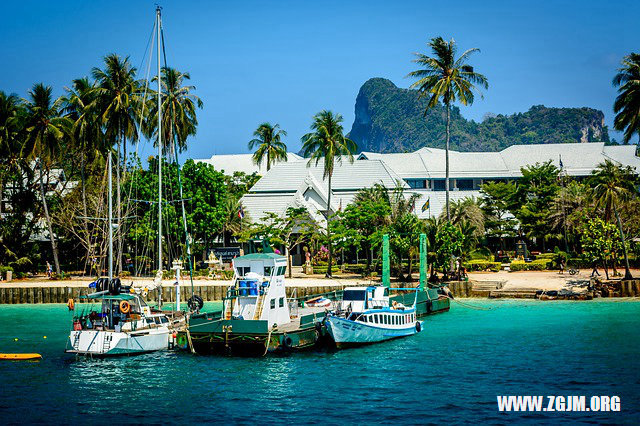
(72, 332, 81, 351)
(101, 334, 111, 354)
(253, 294, 266, 320)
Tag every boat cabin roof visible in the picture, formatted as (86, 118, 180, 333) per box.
(81, 293, 136, 301)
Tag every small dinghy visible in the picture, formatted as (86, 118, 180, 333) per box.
(0, 353, 42, 360)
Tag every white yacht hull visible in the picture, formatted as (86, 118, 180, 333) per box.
(66, 327, 170, 356)
(326, 316, 422, 347)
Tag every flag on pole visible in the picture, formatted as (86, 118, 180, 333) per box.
(421, 198, 430, 212)
(238, 206, 245, 219)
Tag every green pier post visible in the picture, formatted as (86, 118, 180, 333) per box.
(382, 234, 390, 288)
(419, 233, 427, 290)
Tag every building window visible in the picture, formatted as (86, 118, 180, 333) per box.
(456, 179, 473, 191)
(270, 299, 275, 309)
(406, 179, 426, 189)
(279, 297, 284, 308)
(432, 179, 446, 191)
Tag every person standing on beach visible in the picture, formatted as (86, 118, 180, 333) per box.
(46, 261, 52, 278)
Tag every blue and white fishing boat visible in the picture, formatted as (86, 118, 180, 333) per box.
(325, 286, 423, 348)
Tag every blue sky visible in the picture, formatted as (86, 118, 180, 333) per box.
(1, 0, 638, 160)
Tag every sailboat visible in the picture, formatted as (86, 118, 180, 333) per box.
(66, 7, 174, 356)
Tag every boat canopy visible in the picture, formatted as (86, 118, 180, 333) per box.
(81, 293, 137, 301)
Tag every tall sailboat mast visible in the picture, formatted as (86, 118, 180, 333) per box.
(156, 6, 163, 276)
(108, 152, 113, 280)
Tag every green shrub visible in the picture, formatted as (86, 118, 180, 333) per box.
(342, 263, 367, 274)
(535, 253, 555, 260)
(463, 260, 501, 272)
(313, 266, 340, 274)
(510, 259, 552, 271)
(468, 248, 494, 261)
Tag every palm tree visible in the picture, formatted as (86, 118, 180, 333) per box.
(590, 160, 636, 279)
(446, 197, 485, 236)
(301, 110, 357, 277)
(0, 91, 25, 217)
(248, 123, 288, 172)
(220, 197, 250, 246)
(22, 83, 71, 275)
(147, 67, 203, 155)
(62, 77, 105, 271)
(613, 53, 640, 143)
(92, 54, 141, 273)
(407, 37, 488, 221)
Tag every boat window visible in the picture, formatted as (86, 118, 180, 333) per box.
(161, 317, 169, 324)
(145, 318, 154, 325)
(279, 297, 284, 308)
(277, 266, 286, 275)
(264, 266, 272, 276)
(361, 316, 367, 323)
(154, 317, 162, 324)
(270, 299, 275, 309)
(236, 266, 249, 276)
(374, 314, 379, 324)
(383, 315, 387, 325)
(343, 290, 366, 301)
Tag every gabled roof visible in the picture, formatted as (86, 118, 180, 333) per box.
(194, 152, 303, 176)
(360, 142, 640, 179)
(249, 158, 407, 193)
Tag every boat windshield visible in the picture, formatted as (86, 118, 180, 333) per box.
(343, 290, 366, 301)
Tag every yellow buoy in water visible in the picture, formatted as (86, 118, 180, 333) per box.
(0, 353, 42, 360)
(43, 336, 47, 339)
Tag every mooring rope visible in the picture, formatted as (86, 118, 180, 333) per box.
(447, 296, 493, 311)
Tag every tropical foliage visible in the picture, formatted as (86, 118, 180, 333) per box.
(248, 122, 288, 171)
(301, 110, 357, 277)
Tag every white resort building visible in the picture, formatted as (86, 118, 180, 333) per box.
(195, 142, 640, 225)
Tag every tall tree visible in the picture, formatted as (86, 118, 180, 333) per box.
(62, 77, 105, 269)
(92, 54, 141, 273)
(407, 37, 488, 221)
(590, 160, 636, 279)
(0, 91, 25, 217)
(248, 122, 288, 172)
(22, 83, 71, 275)
(147, 67, 203, 155)
(613, 53, 640, 144)
(301, 110, 357, 277)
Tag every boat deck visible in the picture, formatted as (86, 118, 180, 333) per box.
(275, 306, 327, 333)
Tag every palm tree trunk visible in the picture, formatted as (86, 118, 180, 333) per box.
(613, 202, 632, 279)
(445, 103, 451, 222)
(38, 164, 61, 275)
(326, 172, 333, 278)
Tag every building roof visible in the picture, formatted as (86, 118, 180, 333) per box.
(194, 152, 303, 176)
(250, 158, 406, 193)
(359, 142, 640, 179)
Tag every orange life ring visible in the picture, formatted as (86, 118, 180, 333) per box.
(119, 300, 131, 314)
(67, 298, 75, 311)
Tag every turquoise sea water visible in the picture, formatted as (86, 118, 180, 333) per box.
(1, 300, 639, 424)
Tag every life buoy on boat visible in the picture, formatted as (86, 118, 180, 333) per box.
(119, 300, 131, 314)
(67, 298, 75, 311)
(282, 335, 293, 350)
(415, 321, 422, 332)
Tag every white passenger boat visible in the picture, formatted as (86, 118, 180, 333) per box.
(325, 286, 423, 348)
(66, 279, 172, 356)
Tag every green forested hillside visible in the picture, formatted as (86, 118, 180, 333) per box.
(348, 78, 610, 153)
